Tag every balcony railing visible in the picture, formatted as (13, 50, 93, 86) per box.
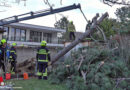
(7, 41, 64, 47)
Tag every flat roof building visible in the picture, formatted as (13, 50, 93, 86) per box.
(0, 23, 66, 63)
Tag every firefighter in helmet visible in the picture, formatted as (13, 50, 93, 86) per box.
(36, 40, 51, 80)
(9, 43, 17, 74)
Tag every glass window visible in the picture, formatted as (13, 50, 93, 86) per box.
(10, 28, 15, 41)
(30, 31, 42, 42)
(9, 28, 26, 41)
(38, 32, 42, 42)
(21, 30, 26, 41)
(43, 33, 52, 43)
(2, 27, 9, 40)
(15, 28, 21, 41)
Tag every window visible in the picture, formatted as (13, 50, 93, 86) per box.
(10, 28, 15, 41)
(43, 33, 52, 43)
(9, 28, 26, 41)
(38, 32, 42, 42)
(21, 30, 26, 41)
(15, 28, 21, 41)
(2, 27, 9, 40)
(30, 31, 42, 42)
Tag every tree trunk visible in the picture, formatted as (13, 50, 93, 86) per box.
(51, 12, 109, 65)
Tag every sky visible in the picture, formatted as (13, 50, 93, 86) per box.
(0, 0, 123, 32)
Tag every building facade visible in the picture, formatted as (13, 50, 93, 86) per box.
(0, 23, 65, 63)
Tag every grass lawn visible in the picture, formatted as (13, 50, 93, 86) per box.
(5, 78, 67, 90)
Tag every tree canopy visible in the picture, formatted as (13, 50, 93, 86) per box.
(54, 17, 69, 30)
(115, 6, 130, 34)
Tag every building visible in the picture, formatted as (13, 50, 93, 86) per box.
(0, 23, 65, 63)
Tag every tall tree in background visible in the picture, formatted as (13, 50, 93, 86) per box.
(115, 6, 130, 34)
(115, 6, 130, 65)
(54, 17, 70, 41)
(54, 17, 69, 30)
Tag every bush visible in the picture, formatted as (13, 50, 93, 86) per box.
(49, 46, 130, 90)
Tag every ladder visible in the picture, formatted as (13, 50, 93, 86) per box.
(0, 4, 80, 26)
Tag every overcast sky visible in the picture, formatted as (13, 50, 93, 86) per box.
(0, 0, 123, 32)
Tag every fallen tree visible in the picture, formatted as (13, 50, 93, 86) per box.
(51, 12, 109, 65)
(49, 46, 130, 90)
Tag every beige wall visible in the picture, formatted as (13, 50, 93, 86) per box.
(16, 47, 59, 63)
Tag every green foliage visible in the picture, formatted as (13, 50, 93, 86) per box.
(66, 76, 87, 90)
(99, 18, 116, 39)
(50, 46, 130, 90)
(54, 17, 70, 41)
(115, 6, 130, 34)
(54, 17, 69, 30)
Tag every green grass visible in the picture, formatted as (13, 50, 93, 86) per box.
(5, 78, 67, 90)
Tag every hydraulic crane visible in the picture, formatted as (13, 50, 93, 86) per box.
(0, 4, 80, 26)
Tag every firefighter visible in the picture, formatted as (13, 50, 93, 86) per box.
(86, 20, 92, 30)
(68, 21, 76, 40)
(36, 41, 51, 80)
(0, 39, 7, 75)
(9, 43, 17, 74)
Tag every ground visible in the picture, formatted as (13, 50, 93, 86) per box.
(5, 78, 67, 90)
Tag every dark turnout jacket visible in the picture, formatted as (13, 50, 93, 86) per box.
(10, 47, 17, 61)
(36, 46, 51, 62)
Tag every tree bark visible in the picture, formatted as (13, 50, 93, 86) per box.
(51, 12, 109, 65)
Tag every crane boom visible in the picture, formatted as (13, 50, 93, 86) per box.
(0, 4, 80, 26)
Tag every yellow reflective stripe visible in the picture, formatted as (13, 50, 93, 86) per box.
(38, 49, 47, 54)
(38, 53, 47, 54)
(10, 50, 16, 55)
(10, 51, 15, 53)
(38, 60, 48, 62)
(9, 56, 12, 58)
(37, 72, 42, 76)
(11, 72, 15, 74)
(43, 69, 47, 76)
(11, 67, 14, 73)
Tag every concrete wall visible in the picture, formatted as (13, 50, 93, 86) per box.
(16, 47, 59, 63)
(17, 48, 36, 63)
